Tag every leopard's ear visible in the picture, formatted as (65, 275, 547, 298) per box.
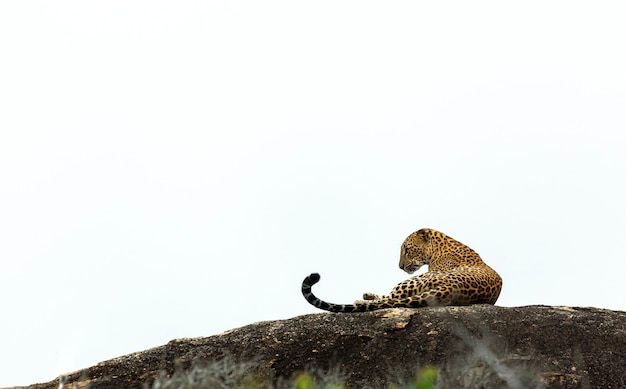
(417, 228, 431, 243)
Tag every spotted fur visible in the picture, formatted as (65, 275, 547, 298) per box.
(301, 228, 502, 312)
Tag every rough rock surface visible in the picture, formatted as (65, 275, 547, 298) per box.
(7, 305, 626, 389)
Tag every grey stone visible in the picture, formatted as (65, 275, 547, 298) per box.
(8, 305, 626, 389)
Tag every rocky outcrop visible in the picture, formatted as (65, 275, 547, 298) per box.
(8, 305, 626, 389)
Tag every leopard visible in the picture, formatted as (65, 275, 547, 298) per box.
(301, 228, 502, 312)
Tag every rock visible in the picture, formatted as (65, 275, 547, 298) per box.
(7, 305, 626, 389)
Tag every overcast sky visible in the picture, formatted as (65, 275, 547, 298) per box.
(1, 1, 626, 386)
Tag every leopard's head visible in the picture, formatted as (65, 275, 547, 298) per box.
(398, 229, 433, 274)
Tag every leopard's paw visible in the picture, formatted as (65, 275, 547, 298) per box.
(362, 292, 383, 301)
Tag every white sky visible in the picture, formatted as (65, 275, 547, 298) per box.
(1, 1, 626, 386)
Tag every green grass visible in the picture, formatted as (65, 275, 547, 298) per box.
(149, 346, 546, 389)
(151, 361, 439, 389)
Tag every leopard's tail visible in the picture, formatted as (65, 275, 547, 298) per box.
(301, 273, 386, 313)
